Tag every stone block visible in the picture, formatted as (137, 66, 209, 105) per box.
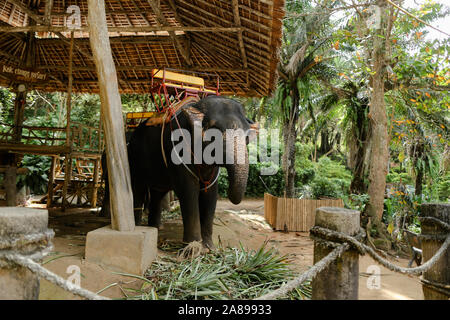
(85, 225, 157, 275)
(315, 206, 360, 236)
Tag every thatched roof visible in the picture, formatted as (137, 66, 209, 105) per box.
(0, 0, 285, 96)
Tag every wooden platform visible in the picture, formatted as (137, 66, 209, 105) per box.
(0, 143, 71, 156)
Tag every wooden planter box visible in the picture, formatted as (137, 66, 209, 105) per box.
(264, 193, 344, 232)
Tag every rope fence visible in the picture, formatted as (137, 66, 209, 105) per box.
(0, 204, 448, 300)
(4, 253, 110, 300)
(255, 205, 449, 300)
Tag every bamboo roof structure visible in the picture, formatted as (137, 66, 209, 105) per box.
(0, 0, 285, 96)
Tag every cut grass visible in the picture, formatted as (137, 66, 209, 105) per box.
(122, 242, 312, 300)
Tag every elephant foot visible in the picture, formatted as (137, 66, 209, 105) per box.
(148, 221, 162, 229)
(202, 238, 216, 251)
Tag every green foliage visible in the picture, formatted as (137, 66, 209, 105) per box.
(295, 142, 315, 185)
(386, 170, 414, 185)
(0, 87, 14, 123)
(433, 171, 450, 202)
(16, 155, 51, 194)
(246, 163, 285, 197)
(309, 157, 352, 199)
(344, 193, 370, 212)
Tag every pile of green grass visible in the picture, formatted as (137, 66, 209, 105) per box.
(119, 242, 311, 300)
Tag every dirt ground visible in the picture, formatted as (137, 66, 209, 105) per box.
(29, 198, 423, 300)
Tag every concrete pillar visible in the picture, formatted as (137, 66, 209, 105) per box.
(420, 203, 449, 300)
(312, 207, 360, 300)
(0, 208, 52, 299)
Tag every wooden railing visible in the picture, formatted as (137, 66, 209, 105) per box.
(70, 122, 104, 154)
(0, 122, 104, 154)
(0, 122, 66, 146)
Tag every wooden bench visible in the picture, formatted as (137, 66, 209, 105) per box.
(126, 96, 200, 128)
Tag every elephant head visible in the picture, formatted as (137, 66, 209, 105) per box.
(182, 96, 257, 204)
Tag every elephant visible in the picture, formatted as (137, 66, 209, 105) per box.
(102, 96, 255, 249)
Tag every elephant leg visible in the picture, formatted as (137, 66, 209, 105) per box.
(132, 180, 147, 226)
(147, 189, 168, 228)
(199, 182, 218, 250)
(143, 189, 150, 216)
(99, 178, 111, 218)
(174, 180, 202, 243)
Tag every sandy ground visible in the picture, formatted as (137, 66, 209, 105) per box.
(31, 198, 423, 300)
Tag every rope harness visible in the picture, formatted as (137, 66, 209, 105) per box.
(159, 104, 220, 192)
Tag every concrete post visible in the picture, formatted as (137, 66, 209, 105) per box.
(312, 207, 360, 300)
(0, 208, 52, 299)
(420, 203, 449, 299)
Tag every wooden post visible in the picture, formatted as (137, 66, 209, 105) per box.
(312, 207, 360, 300)
(87, 0, 135, 231)
(46, 156, 57, 207)
(420, 203, 449, 299)
(61, 31, 74, 210)
(12, 90, 27, 143)
(91, 158, 100, 208)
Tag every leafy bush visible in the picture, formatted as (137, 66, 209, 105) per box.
(295, 142, 315, 185)
(344, 193, 370, 211)
(310, 176, 343, 198)
(386, 170, 413, 185)
(309, 157, 351, 199)
(16, 155, 51, 194)
(435, 171, 450, 202)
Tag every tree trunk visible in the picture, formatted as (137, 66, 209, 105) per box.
(415, 166, 423, 197)
(283, 85, 299, 198)
(350, 103, 369, 194)
(366, 1, 389, 224)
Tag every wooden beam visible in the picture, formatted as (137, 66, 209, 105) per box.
(0, 143, 71, 155)
(4, 0, 94, 62)
(147, 0, 192, 65)
(0, 25, 243, 33)
(231, 0, 248, 68)
(166, 0, 193, 65)
(38, 64, 248, 73)
(37, 35, 187, 45)
(5, 0, 41, 22)
(87, 0, 135, 231)
(44, 0, 53, 24)
(49, 9, 158, 16)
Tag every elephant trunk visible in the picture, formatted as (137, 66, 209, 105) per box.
(225, 140, 249, 205)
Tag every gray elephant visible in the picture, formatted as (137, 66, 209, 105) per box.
(103, 96, 255, 249)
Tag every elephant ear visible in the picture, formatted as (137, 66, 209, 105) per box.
(182, 106, 205, 131)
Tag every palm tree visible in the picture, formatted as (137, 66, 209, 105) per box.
(275, 0, 336, 197)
